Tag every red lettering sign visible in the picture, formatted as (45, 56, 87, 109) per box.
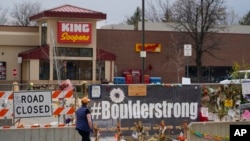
(135, 43, 162, 52)
(57, 22, 92, 44)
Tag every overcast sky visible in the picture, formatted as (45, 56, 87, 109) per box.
(2, 0, 250, 26)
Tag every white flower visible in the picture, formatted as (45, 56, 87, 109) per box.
(110, 88, 125, 103)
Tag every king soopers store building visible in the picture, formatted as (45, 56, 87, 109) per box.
(0, 4, 250, 86)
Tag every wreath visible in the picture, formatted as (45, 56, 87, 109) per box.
(109, 88, 125, 103)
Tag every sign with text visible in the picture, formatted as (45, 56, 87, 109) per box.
(57, 22, 92, 44)
(184, 44, 192, 56)
(88, 85, 201, 136)
(135, 43, 161, 52)
(242, 83, 250, 101)
(128, 85, 147, 96)
(13, 91, 52, 118)
(230, 125, 250, 140)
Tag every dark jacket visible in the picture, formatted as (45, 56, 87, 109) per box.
(75, 105, 91, 132)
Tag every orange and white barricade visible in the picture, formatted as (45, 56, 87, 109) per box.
(52, 90, 75, 116)
(0, 91, 14, 118)
(0, 90, 75, 118)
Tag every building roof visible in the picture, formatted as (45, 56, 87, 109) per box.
(100, 22, 250, 34)
(97, 49, 116, 61)
(18, 45, 49, 60)
(18, 46, 116, 61)
(29, 4, 106, 21)
(100, 22, 171, 31)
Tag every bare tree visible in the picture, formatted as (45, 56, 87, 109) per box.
(145, 0, 173, 22)
(10, 1, 41, 26)
(126, 7, 142, 30)
(239, 11, 250, 25)
(171, 0, 227, 82)
(0, 4, 8, 25)
(166, 33, 187, 83)
(226, 9, 240, 25)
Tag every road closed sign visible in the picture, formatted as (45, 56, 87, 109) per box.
(13, 91, 52, 118)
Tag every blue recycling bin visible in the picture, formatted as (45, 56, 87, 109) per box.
(114, 77, 126, 84)
(149, 77, 161, 84)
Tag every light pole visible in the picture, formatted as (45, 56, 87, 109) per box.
(141, 0, 146, 83)
(18, 57, 22, 83)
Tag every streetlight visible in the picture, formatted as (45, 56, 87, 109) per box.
(141, 0, 145, 83)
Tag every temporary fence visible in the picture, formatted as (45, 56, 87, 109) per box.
(187, 121, 250, 141)
(0, 89, 77, 127)
(0, 126, 82, 141)
(1, 83, 250, 141)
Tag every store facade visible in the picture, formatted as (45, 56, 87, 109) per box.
(0, 4, 116, 85)
(1, 4, 250, 85)
(97, 23, 250, 83)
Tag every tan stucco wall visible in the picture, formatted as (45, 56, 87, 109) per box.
(105, 60, 114, 82)
(0, 32, 39, 46)
(0, 27, 39, 83)
(29, 60, 39, 80)
(0, 46, 36, 82)
(22, 60, 30, 81)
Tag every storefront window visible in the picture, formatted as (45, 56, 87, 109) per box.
(39, 60, 49, 80)
(53, 60, 93, 80)
(55, 47, 92, 57)
(96, 61, 105, 81)
(0, 62, 6, 80)
(41, 22, 47, 45)
(188, 66, 232, 83)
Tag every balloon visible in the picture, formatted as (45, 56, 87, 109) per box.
(193, 131, 203, 137)
(59, 79, 74, 91)
(204, 134, 213, 140)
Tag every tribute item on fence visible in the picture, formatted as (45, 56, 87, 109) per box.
(13, 91, 52, 118)
(88, 85, 201, 136)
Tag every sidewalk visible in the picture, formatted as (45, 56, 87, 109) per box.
(91, 137, 117, 141)
(91, 136, 178, 141)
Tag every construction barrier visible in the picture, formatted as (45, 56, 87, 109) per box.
(187, 121, 250, 141)
(1, 121, 250, 141)
(0, 126, 81, 141)
(0, 123, 75, 129)
(0, 90, 75, 118)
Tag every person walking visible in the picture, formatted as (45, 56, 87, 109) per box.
(75, 97, 93, 141)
